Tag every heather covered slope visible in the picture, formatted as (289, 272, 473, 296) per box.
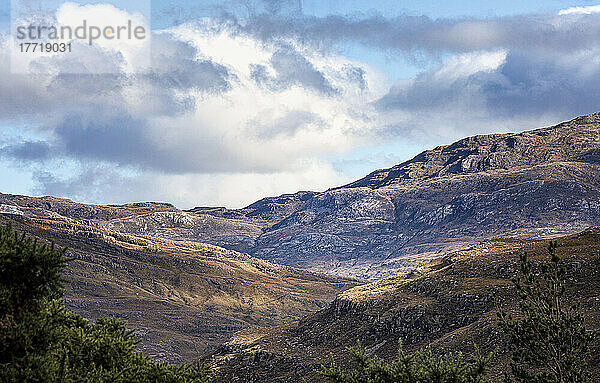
(207, 227, 600, 383)
(0, 213, 358, 363)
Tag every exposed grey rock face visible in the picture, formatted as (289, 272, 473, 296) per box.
(2, 113, 600, 280)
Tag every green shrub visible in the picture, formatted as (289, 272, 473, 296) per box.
(319, 341, 491, 383)
(0, 224, 212, 383)
(497, 241, 596, 383)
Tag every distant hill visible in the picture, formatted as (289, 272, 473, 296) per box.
(207, 227, 600, 382)
(0, 213, 358, 363)
(7, 113, 597, 280)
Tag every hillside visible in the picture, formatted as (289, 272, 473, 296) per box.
(0, 212, 358, 363)
(207, 227, 600, 382)
(5, 113, 598, 280)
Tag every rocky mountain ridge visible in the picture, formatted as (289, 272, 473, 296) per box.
(341, 114, 600, 188)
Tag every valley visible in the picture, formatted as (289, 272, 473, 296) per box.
(2, 112, 600, 379)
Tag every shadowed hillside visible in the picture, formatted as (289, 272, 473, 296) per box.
(207, 227, 600, 382)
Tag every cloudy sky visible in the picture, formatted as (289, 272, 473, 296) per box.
(1, 0, 600, 208)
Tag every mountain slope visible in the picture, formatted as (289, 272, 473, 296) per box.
(207, 113, 600, 280)
(0, 212, 358, 363)
(247, 113, 600, 280)
(207, 227, 600, 382)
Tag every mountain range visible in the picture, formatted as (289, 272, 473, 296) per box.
(1, 112, 600, 377)
(0, 212, 357, 362)
(5, 113, 599, 280)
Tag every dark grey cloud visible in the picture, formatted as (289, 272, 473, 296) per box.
(55, 113, 154, 167)
(376, 49, 600, 136)
(147, 33, 233, 92)
(270, 47, 336, 94)
(251, 46, 336, 94)
(143, 59, 231, 91)
(1, 141, 51, 161)
(48, 73, 125, 97)
(483, 51, 600, 117)
(229, 11, 600, 57)
(49, 108, 292, 174)
(53, 112, 206, 173)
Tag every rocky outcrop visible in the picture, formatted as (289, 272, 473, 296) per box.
(239, 113, 600, 279)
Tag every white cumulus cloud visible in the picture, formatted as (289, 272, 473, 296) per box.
(559, 5, 600, 15)
(1, 9, 387, 208)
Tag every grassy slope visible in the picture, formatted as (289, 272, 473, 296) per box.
(0, 214, 358, 363)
